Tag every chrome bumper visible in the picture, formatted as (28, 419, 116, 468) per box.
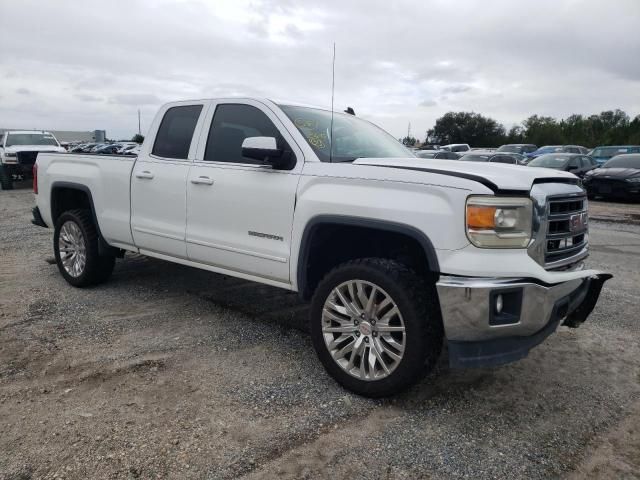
(436, 272, 612, 368)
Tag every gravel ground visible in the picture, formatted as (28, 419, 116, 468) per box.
(1, 186, 639, 479)
(589, 199, 640, 225)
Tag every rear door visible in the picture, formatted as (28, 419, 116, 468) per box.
(185, 100, 303, 283)
(131, 102, 208, 258)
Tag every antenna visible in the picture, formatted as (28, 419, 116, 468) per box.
(329, 42, 336, 163)
(138, 109, 142, 136)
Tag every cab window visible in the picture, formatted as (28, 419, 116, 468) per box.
(152, 105, 203, 159)
(204, 104, 291, 165)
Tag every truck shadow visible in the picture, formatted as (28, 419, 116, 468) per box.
(114, 252, 310, 333)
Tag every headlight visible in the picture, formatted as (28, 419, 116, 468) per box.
(466, 196, 533, 248)
(625, 177, 640, 183)
(4, 152, 16, 158)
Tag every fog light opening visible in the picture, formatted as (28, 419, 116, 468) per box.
(495, 294, 504, 314)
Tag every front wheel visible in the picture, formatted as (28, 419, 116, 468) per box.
(53, 209, 115, 287)
(309, 258, 443, 397)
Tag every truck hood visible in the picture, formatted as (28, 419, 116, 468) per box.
(587, 167, 640, 179)
(3, 145, 65, 154)
(353, 157, 579, 192)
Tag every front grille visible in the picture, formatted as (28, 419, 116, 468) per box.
(16, 151, 39, 166)
(590, 178, 626, 194)
(545, 195, 588, 267)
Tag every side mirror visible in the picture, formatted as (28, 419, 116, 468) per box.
(242, 136, 282, 163)
(242, 136, 295, 169)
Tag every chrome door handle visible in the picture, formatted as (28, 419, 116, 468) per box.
(135, 171, 154, 179)
(190, 176, 214, 185)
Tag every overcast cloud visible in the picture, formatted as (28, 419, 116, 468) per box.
(1, 0, 639, 140)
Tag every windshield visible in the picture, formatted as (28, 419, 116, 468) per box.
(534, 146, 563, 155)
(592, 146, 639, 158)
(528, 155, 569, 169)
(279, 105, 410, 162)
(497, 145, 520, 153)
(459, 154, 490, 162)
(602, 155, 640, 169)
(6, 132, 59, 147)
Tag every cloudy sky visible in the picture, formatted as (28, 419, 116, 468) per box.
(1, 0, 639, 141)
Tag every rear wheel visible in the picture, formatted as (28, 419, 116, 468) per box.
(310, 258, 443, 397)
(53, 209, 115, 287)
(0, 165, 13, 190)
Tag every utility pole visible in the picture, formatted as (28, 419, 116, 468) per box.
(407, 121, 411, 139)
(138, 109, 141, 136)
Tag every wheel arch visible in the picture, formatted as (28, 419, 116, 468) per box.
(296, 215, 440, 300)
(50, 181, 116, 256)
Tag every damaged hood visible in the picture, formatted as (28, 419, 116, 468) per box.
(353, 157, 579, 192)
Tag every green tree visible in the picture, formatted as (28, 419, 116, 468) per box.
(506, 125, 525, 143)
(522, 115, 564, 145)
(132, 134, 145, 143)
(402, 136, 417, 146)
(427, 112, 506, 147)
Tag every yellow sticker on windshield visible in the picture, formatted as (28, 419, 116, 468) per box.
(295, 118, 318, 129)
(308, 133, 327, 149)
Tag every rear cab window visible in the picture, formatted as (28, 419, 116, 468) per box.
(152, 105, 203, 159)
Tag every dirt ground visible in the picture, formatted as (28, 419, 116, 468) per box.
(1, 188, 639, 479)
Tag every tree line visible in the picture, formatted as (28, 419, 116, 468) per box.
(419, 109, 640, 148)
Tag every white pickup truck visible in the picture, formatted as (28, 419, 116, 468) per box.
(0, 130, 66, 190)
(33, 98, 611, 397)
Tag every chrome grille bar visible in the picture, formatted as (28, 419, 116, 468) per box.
(544, 195, 588, 268)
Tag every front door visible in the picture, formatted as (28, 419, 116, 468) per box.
(186, 101, 302, 283)
(131, 103, 205, 259)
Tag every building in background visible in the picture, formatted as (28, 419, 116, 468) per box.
(0, 128, 107, 144)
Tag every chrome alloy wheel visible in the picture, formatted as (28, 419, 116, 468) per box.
(322, 280, 406, 381)
(58, 221, 87, 277)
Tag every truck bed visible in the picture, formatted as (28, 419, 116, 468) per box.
(35, 152, 137, 249)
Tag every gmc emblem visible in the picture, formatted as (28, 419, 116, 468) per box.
(569, 212, 587, 232)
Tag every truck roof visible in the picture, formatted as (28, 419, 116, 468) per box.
(5, 130, 54, 135)
(164, 97, 330, 112)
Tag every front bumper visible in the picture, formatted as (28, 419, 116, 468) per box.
(585, 180, 640, 198)
(436, 272, 612, 368)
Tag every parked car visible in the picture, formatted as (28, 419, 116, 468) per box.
(526, 145, 589, 160)
(418, 145, 440, 151)
(69, 143, 94, 153)
(94, 144, 121, 155)
(497, 144, 538, 155)
(458, 150, 523, 165)
(440, 143, 470, 153)
(415, 150, 460, 160)
(527, 153, 598, 178)
(588, 145, 640, 165)
(0, 130, 66, 190)
(116, 142, 139, 154)
(122, 144, 141, 156)
(32, 97, 611, 397)
(90, 144, 108, 153)
(583, 154, 640, 200)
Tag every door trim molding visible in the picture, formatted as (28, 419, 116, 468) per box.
(133, 226, 185, 241)
(186, 237, 287, 263)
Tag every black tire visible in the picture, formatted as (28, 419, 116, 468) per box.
(309, 258, 443, 397)
(0, 165, 13, 190)
(53, 209, 115, 287)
